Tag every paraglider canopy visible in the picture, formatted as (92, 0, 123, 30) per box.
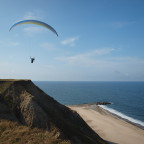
(9, 20, 58, 37)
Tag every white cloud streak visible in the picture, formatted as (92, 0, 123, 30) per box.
(55, 48, 144, 80)
(56, 48, 115, 65)
(112, 21, 136, 28)
(22, 11, 42, 20)
(57, 55, 144, 80)
(23, 26, 47, 34)
(0, 39, 20, 48)
(61, 36, 79, 47)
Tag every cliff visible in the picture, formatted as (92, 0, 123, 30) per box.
(0, 79, 106, 144)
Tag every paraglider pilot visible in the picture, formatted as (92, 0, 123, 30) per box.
(30, 57, 35, 63)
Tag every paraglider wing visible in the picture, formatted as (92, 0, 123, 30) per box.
(9, 20, 58, 37)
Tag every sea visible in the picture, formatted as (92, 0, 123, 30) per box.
(34, 81, 144, 127)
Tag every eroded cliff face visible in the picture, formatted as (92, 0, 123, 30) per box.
(0, 79, 106, 144)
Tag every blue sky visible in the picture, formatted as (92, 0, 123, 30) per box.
(0, 0, 144, 81)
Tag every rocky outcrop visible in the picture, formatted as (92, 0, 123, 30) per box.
(0, 79, 107, 144)
(96, 102, 111, 105)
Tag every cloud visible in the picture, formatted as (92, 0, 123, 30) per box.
(22, 11, 42, 20)
(13, 11, 46, 35)
(81, 48, 115, 57)
(41, 42, 57, 50)
(112, 21, 136, 28)
(23, 26, 47, 34)
(0, 39, 20, 48)
(56, 48, 144, 75)
(56, 48, 115, 64)
(12, 11, 43, 23)
(56, 49, 144, 81)
(61, 36, 79, 47)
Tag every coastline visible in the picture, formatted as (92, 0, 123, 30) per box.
(68, 104, 144, 144)
(98, 105, 144, 130)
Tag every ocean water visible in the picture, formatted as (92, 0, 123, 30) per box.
(34, 81, 144, 127)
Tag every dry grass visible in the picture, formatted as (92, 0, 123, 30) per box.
(0, 79, 30, 81)
(0, 119, 70, 144)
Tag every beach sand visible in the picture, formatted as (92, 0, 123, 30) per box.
(68, 105, 144, 144)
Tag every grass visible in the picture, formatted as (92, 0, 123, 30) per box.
(0, 82, 12, 94)
(0, 79, 30, 81)
(0, 119, 71, 144)
(0, 79, 30, 94)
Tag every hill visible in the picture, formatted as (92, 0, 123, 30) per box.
(0, 79, 107, 144)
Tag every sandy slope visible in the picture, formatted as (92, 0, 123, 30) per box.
(68, 105, 144, 144)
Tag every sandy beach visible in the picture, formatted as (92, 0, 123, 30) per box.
(68, 105, 144, 144)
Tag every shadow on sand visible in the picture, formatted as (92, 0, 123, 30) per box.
(106, 140, 118, 144)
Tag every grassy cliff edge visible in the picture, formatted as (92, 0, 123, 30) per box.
(0, 79, 107, 144)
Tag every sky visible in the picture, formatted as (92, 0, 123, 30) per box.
(0, 0, 144, 81)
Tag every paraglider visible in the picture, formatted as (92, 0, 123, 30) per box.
(30, 57, 35, 63)
(9, 19, 58, 63)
